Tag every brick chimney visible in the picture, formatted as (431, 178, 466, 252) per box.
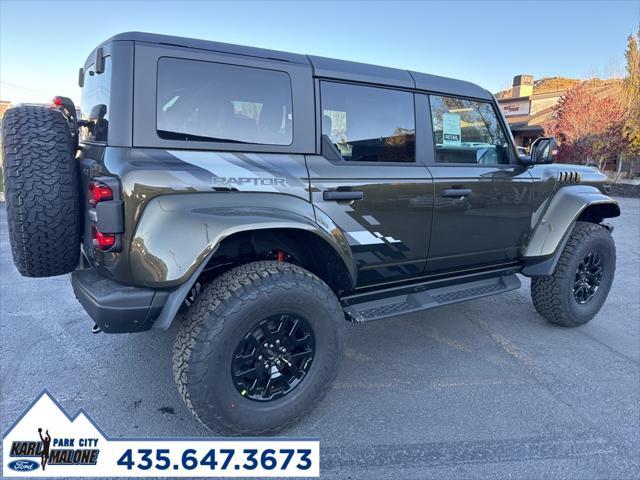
(512, 75, 533, 98)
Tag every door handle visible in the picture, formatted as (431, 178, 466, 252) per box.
(442, 188, 472, 197)
(323, 190, 364, 201)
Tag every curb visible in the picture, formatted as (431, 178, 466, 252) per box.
(610, 183, 640, 198)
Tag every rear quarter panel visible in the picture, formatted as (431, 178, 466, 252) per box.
(92, 147, 317, 285)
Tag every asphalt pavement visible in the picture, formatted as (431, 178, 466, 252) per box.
(1, 197, 639, 479)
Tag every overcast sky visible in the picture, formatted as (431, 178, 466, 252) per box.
(1, 0, 638, 105)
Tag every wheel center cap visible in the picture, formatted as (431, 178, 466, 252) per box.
(264, 349, 278, 361)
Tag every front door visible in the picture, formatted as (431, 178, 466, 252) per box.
(424, 94, 533, 273)
(308, 81, 433, 287)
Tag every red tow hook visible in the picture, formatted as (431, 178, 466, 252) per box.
(276, 250, 286, 262)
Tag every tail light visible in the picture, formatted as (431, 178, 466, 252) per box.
(88, 178, 122, 252)
(92, 225, 116, 250)
(89, 181, 113, 207)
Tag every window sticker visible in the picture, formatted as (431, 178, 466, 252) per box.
(442, 113, 461, 145)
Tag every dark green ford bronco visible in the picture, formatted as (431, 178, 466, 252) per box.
(1, 32, 620, 434)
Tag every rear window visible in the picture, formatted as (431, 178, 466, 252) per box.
(157, 58, 293, 145)
(80, 56, 111, 143)
(320, 82, 415, 163)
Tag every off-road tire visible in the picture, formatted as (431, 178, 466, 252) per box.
(1, 106, 80, 277)
(531, 221, 615, 327)
(172, 261, 344, 434)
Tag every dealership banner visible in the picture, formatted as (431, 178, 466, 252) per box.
(3, 391, 319, 477)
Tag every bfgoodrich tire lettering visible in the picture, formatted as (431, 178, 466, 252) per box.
(172, 261, 344, 434)
(531, 221, 615, 327)
(1, 106, 81, 277)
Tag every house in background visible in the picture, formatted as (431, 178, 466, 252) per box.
(0, 100, 11, 120)
(496, 75, 622, 152)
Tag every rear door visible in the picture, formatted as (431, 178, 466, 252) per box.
(424, 94, 534, 273)
(307, 81, 433, 287)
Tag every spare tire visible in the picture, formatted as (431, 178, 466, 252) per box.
(1, 106, 81, 277)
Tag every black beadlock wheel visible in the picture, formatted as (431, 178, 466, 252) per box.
(172, 261, 344, 435)
(531, 221, 616, 327)
(231, 313, 316, 402)
(573, 250, 603, 304)
(1, 106, 81, 277)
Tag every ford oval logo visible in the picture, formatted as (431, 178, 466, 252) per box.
(8, 459, 39, 471)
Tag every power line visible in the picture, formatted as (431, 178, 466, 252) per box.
(0, 81, 53, 96)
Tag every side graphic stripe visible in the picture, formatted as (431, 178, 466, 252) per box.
(346, 230, 385, 245)
(169, 170, 216, 190)
(168, 150, 280, 192)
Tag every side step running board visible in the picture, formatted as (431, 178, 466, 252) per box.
(343, 274, 521, 323)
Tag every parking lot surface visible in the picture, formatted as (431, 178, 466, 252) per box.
(1, 197, 638, 479)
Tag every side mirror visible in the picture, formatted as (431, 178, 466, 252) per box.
(94, 47, 105, 74)
(530, 137, 558, 164)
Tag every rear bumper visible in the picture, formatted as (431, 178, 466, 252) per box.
(71, 269, 169, 333)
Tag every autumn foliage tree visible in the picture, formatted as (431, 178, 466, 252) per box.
(544, 83, 627, 168)
(623, 30, 640, 152)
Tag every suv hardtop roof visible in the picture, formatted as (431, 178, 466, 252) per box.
(92, 31, 493, 100)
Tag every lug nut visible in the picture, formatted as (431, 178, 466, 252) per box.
(263, 343, 268, 348)
(276, 339, 280, 345)
(258, 355, 263, 361)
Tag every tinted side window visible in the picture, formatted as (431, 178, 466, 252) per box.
(80, 56, 111, 143)
(321, 82, 415, 162)
(157, 58, 293, 145)
(429, 95, 511, 165)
